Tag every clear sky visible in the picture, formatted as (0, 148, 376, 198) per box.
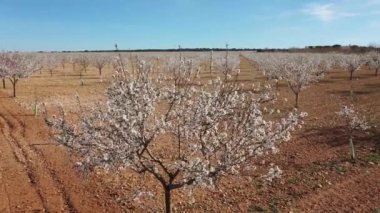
(0, 0, 379, 51)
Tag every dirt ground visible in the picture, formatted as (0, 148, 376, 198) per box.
(0, 52, 379, 212)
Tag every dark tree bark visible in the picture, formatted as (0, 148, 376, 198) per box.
(164, 187, 172, 213)
(9, 76, 18, 97)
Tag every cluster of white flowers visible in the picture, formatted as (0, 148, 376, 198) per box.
(0, 52, 39, 97)
(337, 105, 371, 160)
(338, 54, 365, 80)
(49, 54, 305, 188)
(90, 54, 111, 79)
(40, 54, 59, 76)
(366, 51, 380, 76)
(263, 164, 283, 182)
(46, 53, 307, 211)
(337, 105, 370, 133)
(247, 53, 331, 107)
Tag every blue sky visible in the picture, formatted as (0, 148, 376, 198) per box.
(0, 0, 379, 51)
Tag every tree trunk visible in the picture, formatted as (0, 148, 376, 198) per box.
(80, 73, 84, 86)
(12, 79, 16, 98)
(349, 135, 356, 160)
(2, 78, 5, 89)
(210, 51, 213, 73)
(164, 187, 172, 213)
(99, 68, 103, 82)
(295, 93, 299, 108)
(350, 70, 354, 80)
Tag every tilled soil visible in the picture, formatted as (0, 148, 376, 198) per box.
(0, 92, 121, 212)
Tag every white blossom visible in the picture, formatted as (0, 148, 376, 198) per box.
(47, 55, 306, 212)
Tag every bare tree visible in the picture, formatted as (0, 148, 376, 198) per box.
(46, 56, 306, 212)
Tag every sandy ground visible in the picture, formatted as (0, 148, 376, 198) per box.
(0, 52, 379, 212)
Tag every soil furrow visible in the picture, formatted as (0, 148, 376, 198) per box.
(0, 115, 60, 212)
(0, 116, 45, 212)
(0, 164, 11, 213)
(0, 105, 72, 212)
(0, 94, 121, 212)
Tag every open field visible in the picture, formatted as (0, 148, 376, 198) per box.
(0, 52, 379, 212)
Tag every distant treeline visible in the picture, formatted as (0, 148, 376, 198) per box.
(39, 44, 379, 54)
(58, 48, 290, 53)
(302, 44, 380, 53)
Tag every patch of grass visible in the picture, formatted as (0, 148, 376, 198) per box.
(252, 179, 264, 190)
(325, 161, 347, 174)
(366, 153, 380, 163)
(288, 176, 301, 185)
(269, 197, 280, 213)
(247, 204, 268, 213)
(336, 166, 347, 174)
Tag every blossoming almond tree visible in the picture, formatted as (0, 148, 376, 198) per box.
(47, 56, 306, 213)
(0, 52, 38, 97)
(250, 53, 285, 89)
(91, 54, 110, 82)
(59, 54, 67, 70)
(254, 53, 325, 108)
(43, 54, 59, 77)
(337, 106, 370, 160)
(68, 55, 77, 71)
(0, 53, 6, 89)
(283, 54, 326, 108)
(367, 51, 380, 76)
(74, 54, 91, 85)
(339, 54, 364, 80)
(78, 54, 90, 73)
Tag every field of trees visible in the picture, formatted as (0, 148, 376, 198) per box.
(0, 50, 379, 212)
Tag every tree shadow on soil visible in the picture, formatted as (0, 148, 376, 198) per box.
(319, 79, 337, 84)
(1, 114, 37, 117)
(363, 83, 380, 90)
(302, 126, 378, 148)
(327, 90, 374, 96)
